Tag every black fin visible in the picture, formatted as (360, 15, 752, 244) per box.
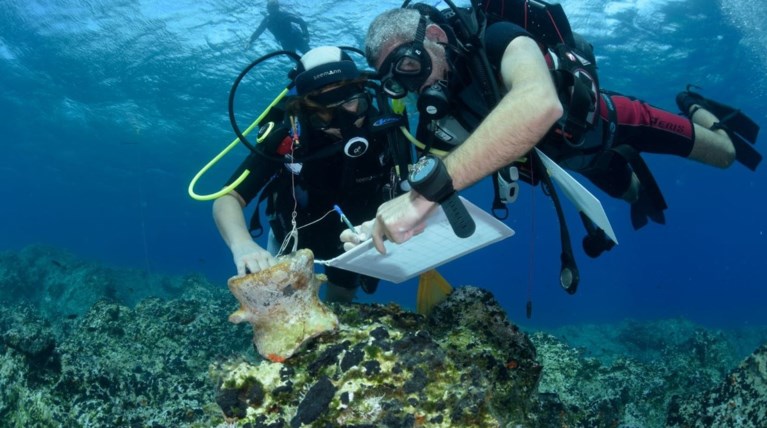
(580, 212, 616, 258)
(608, 145, 667, 230)
(701, 96, 759, 144)
(729, 131, 763, 171)
(630, 202, 648, 230)
(676, 86, 758, 143)
(630, 184, 666, 230)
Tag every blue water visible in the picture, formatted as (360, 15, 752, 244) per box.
(1, 0, 765, 330)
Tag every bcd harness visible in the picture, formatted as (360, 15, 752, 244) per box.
(246, 83, 413, 239)
(480, 0, 668, 230)
(418, 0, 668, 294)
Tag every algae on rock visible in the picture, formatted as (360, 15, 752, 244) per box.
(213, 286, 541, 427)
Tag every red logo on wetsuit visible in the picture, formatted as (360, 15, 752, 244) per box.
(650, 117, 686, 134)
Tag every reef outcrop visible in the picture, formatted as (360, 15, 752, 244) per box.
(667, 342, 767, 427)
(2, 246, 767, 427)
(213, 286, 540, 427)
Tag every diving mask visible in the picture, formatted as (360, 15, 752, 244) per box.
(378, 16, 432, 99)
(305, 85, 370, 130)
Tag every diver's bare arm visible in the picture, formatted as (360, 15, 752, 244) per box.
(213, 192, 253, 249)
(213, 192, 275, 274)
(444, 36, 561, 190)
(248, 20, 268, 45)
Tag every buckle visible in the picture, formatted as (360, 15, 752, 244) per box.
(497, 166, 520, 204)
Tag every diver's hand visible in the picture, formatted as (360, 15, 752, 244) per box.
(231, 241, 276, 276)
(370, 192, 436, 255)
(340, 220, 374, 252)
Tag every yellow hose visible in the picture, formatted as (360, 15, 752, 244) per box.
(187, 89, 287, 201)
(398, 126, 449, 158)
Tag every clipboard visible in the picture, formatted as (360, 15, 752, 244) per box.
(320, 197, 514, 283)
(535, 148, 618, 244)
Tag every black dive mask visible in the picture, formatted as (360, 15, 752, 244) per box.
(378, 16, 432, 99)
(305, 85, 370, 131)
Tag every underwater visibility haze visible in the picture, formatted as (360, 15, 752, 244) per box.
(3, 0, 767, 426)
(2, 0, 767, 332)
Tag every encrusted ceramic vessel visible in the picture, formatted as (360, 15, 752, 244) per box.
(227, 249, 338, 362)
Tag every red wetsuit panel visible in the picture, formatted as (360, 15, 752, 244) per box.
(600, 94, 695, 157)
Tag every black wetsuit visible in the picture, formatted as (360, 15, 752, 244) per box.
(224, 111, 393, 289)
(249, 10, 310, 53)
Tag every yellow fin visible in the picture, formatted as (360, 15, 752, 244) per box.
(228, 309, 246, 324)
(416, 269, 453, 316)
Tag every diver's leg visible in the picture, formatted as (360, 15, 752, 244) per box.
(581, 141, 640, 203)
(607, 93, 734, 168)
(684, 105, 736, 168)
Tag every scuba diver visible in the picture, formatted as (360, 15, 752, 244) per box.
(213, 45, 406, 303)
(340, 1, 760, 294)
(245, 0, 310, 54)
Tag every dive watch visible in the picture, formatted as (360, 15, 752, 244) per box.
(409, 155, 476, 238)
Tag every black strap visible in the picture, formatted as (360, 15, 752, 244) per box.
(373, 88, 412, 188)
(600, 92, 617, 151)
(491, 171, 509, 220)
(248, 200, 266, 237)
(532, 151, 580, 294)
(490, 152, 581, 293)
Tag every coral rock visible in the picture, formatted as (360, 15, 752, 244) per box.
(227, 249, 338, 362)
(214, 286, 542, 427)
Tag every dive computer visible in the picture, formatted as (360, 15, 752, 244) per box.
(408, 155, 476, 238)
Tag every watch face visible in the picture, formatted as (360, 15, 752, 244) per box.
(411, 156, 436, 182)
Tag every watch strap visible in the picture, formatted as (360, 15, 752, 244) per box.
(441, 193, 476, 238)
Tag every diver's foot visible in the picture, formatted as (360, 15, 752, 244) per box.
(675, 90, 706, 116)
